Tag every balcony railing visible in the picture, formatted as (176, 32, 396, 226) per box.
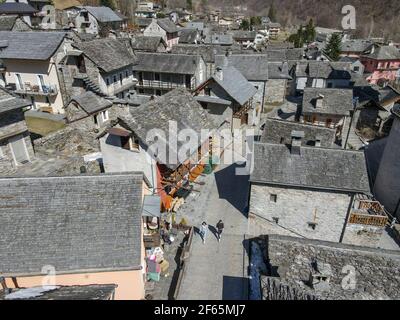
(8, 83, 58, 96)
(348, 200, 388, 227)
(136, 80, 192, 90)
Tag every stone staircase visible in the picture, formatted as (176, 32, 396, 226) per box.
(81, 75, 108, 97)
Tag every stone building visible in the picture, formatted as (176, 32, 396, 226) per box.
(255, 235, 400, 300)
(215, 54, 291, 109)
(301, 87, 354, 141)
(65, 38, 137, 100)
(98, 87, 217, 211)
(130, 36, 167, 53)
(248, 137, 371, 243)
(64, 91, 113, 126)
(369, 104, 400, 219)
(143, 18, 179, 50)
(0, 87, 34, 174)
(261, 118, 337, 148)
(0, 15, 32, 31)
(133, 52, 206, 96)
(291, 61, 352, 94)
(0, 173, 146, 300)
(193, 65, 257, 129)
(0, 31, 71, 114)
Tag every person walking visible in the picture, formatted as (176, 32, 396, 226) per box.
(200, 221, 208, 244)
(216, 220, 224, 242)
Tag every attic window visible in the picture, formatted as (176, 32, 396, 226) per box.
(308, 222, 317, 230)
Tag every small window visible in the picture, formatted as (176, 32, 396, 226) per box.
(279, 137, 285, 144)
(94, 115, 98, 125)
(106, 77, 110, 86)
(354, 66, 360, 72)
(113, 75, 117, 83)
(126, 70, 129, 78)
(272, 217, 279, 224)
(102, 110, 109, 122)
(308, 222, 317, 230)
(270, 194, 277, 203)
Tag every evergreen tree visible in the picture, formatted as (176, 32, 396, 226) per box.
(305, 19, 316, 43)
(240, 19, 250, 31)
(101, 0, 115, 10)
(268, 1, 276, 22)
(186, 0, 193, 11)
(324, 33, 342, 61)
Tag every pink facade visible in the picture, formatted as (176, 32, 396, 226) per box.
(361, 57, 400, 84)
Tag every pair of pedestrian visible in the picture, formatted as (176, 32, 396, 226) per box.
(199, 220, 224, 244)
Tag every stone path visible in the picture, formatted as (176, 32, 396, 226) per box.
(176, 134, 251, 300)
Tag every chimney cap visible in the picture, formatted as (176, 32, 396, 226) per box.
(291, 130, 305, 139)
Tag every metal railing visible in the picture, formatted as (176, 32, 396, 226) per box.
(9, 83, 58, 96)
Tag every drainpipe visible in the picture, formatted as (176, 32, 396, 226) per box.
(339, 193, 355, 243)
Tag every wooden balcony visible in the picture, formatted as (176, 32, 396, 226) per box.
(10, 83, 58, 97)
(348, 200, 388, 227)
(136, 80, 193, 90)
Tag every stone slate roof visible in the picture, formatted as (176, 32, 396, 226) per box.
(73, 38, 135, 73)
(156, 18, 178, 33)
(130, 36, 165, 52)
(362, 45, 400, 60)
(0, 2, 37, 14)
(302, 88, 354, 116)
(81, 6, 123, 23)
(0, 173, 143, 277)
(1, 284, 117, 300)
(0, 87, 31, 115)
(118, 88, 217, 170)
(0, 15, 17, 31)
(231, 30, 256, 40)
(262, 235, 400, 300)
(266, 48, 304, 62)
(186, 21, 204, 31)
(179, 29, 199, 44)
(215, 54, 269, 81)
(341, 39, 373, 53)
(295, 61, 352, 80)
(215, 54, 291, 81)
(212, 66, 257, 106)
(0, 31, 66, 60)
(69, 91, 112, 114)
(261, 118, 336, 148)
(171, 44, 239, 63)
(133, 52, 201, 75)
(250, 142, 370, 193)
(204, 33, 233, 45)
(136, 17, 152, 27)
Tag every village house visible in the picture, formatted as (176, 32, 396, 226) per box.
(340, 39, 374, 58)
(256, 235, 400, 300)
(0, 173, 146, 300)
(0, 31, 70, 114)
(193, 65, 257, 128)
(0, 15, 32, 31)
(64, 91, 113, 126)
(266, 22, 281, 40)
(301, 88, 354, 141)
(133, 52, 206, 96)
(69, 38, 136, 99)
(366, 104, 400, 220)
(218, 17, 233, 28)
(248, 139, 371, 243)
(98, 88, 217, 212)
(203, 32, 233, 46)
(178, 28, 202, 44)
(230, 30, 257, 46)
(360, 45, 400, 85)
(72, 6, 123, 36)
(215, 54, 291, 110)
(0, 0, 37, 26)
(261, 117, 337, 148)
(134, 17, 152, 32)
(0, 87, 33, 174)
(339, 56, 365, 75)
(143, 18, 180, 50)
(130, 36, 167, 53)
(291, 61, 352, 94)
(354, 84, 400, 139)
(1, 284, 118, 300)
(134, 6, 156, 19)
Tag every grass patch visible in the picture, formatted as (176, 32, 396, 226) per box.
(25, 115, 66, 137)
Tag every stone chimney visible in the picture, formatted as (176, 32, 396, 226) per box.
(215, 66, 223, 81)
(309, 260, 332, 292)
(290, 130, 304, 155)
(315, 136, 322, 147)
(315, 94, 324, 109)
